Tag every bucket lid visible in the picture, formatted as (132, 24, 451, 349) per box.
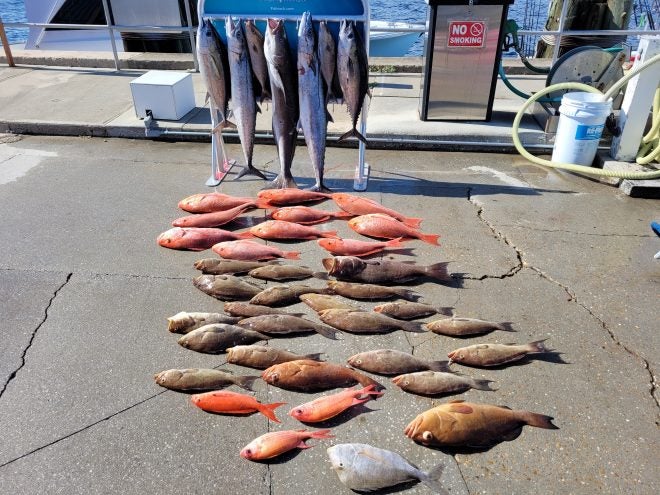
(561, 91, 611, 110)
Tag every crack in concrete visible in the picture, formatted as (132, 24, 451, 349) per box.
(0, 272, 73, 400)
(0, 389, 168, 469)
(0, 267, 190, 281)
(496, 224, 654, 238)
(527, 265, 660, 412)
(465, 189, 524, 280)
(453, 454, 471, 495)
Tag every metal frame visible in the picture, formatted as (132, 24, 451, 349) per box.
(200, 0, 371, 190)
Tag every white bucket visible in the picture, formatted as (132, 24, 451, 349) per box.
(551, 92, 612, 166)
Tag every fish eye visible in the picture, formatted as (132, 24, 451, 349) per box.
(245, 449, 252, 455)
(355, 359, 362, 365)
(422, 431, 433, 441)
(459, 353, 465, 359)
(403, 380, 409, 386)
(295, 409, 303, 415)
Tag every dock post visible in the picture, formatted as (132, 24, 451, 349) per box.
(0, 16, 16, 67)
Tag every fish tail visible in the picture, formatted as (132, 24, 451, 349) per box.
(400, 321, 426, 333)
(527, 339, 550, 353)
(337, 128, 369, 146)
(420, 462, 448, 495)
(425, 262, 451, 280)
(402, 217, 423, 228)
(313, 324, 341, 340)
(235, 375, 260, 391)
(237, 231, 255, 239)
(427, 360, 451, 372)
(385, 237, 406, 248)
(496, 322, 516, 332)
(320, 230, 339, 238)
(357, 384, 384, 398)
(419, 233, 441, 246)
(393, 288, 421, 301)
(309, 429, 334, 439)
(166, 316, 183, 333)
(312, 271, 329, 280)
(259, 402, 287, 423)
(282, 251, 301, 260)
(303, 352, 325, 361)
(354, 373, 384, 392)
(519, 411, 559, 430)
(253, 199, 274, 210)
(471, 378, 497, 391)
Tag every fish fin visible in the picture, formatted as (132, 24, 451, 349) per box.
(309, 429, 334, 439)
(259, 402, 287, 423)
(303, 352, 325, 361)
(312, 323, 341, 340)
(264, 174, 299, 190)
(501, 426, 524, 442)
(235, 166, 268, 180)
(496, 322, 516, 332)
(448, 403, 473, 414)
(254, 199, 275, 209)
(520, 411, 559, 430)
(235, 375, 260, 391)
(400, 321, 425, 333)
(420, 462, 448, 495)
(385, 237, 406, 248)
(320, 230, 338, 238)
(337, 128, 369, 146)
(427, 360, 451, 372)
(331, 211, 354, 219)
(393, 288, 421, 302)
(425, 262, 450, 280)
(527, 339, 550, 353)
(326, 108, 334, 123)
(312, 271, 329, 280)
(419, 233, 441, 246)
(297, 441, 313, 449)
(350, 396, 372, 406)
(237, 231, 255, 239)
(401, 217, 423, 228)
(471, 379, 496, 391)
(282, 251, 301, 260)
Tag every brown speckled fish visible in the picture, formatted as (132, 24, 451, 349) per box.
(154, 368, 258, 392)
(326, 280, 419, 301)
(193, 274, 263, 301)
(178, 323, 269, 354)
(299, 293, 360, 313)
(448, 340, 549, 367)
(223, 302, 303, 318)
(425, 317, 513, 337)
(392, 371, 495, 396)
(347, 349, 449, 375)
(323, 256, 450, 284)
(194, 258, 280, 275)
(227, 344, 324, 369)
(167, 311, 241, 334)
(262, 359, 382, 392)
(248, 264, 324, 281)
(250, 284, 332, 306)
(318, 309, 423, 334)
(237, 314, 340, 340)
(374, 301, 446, 320)
(404, 400, 558, 448)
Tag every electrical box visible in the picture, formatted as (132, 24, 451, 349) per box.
(130, 70, 195, 120)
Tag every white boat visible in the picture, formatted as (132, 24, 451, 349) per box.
(20, 0, 425, 57)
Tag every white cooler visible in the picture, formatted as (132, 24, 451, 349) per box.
(130, 70, 195, 120)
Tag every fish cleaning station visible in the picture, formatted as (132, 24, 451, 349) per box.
(0, 0, 659, 494)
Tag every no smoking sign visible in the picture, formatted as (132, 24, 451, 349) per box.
(447, 20, 486, 47)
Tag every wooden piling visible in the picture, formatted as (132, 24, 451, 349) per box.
(0, 16, 16, 67)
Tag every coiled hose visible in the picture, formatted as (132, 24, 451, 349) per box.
(512, 53, 660, 179)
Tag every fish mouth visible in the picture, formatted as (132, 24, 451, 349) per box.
(403, 416, 422, 439)
(391, 376, 402, 386)
(268, 18, 283, 34)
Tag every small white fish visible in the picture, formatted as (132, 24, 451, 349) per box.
(327, 443, 447, 493)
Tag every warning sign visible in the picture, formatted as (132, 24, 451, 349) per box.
(448, 20, 486, 48)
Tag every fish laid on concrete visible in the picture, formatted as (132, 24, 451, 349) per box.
(257, 188, 330, 206)
(289, 385, 382, 423)
(392, 371, 495, 396)
(448, 340, 550, 367)
(248, 264, 323, 281)
(299, 293, 360, 313)
(178, 192, 254, 213)
(298, 11, 331, 192)
(318, 21, 340, 102)
(157, 227, 253, 251)
(154, 368, 258, 392)
(327, 443, 447, 494)
(212, 239, 300, 261)
(327, 280, 419, 301)
(264, 18, 299, 189)
(336, 20, 370, 145)
(332, 193, 422, 228)
(227, 344, 323, 369)
(191, 390, 286, 422)
(272, 205, 353, 225)
(244, 20, 270, 102)
(347, 349, 450, 375)
(349, 213, 440, 245)
(404, 400, 558, 447)
(250, 220, 337, 240)
(223, 302, 303, 318)
(317, 237, 405, 257)
(194, 258, 280, 275)
(240, 429, 333, 461)
(250, 284, 331, 306)
(374, 301, 445, 320)
(237, 314, 339, 340)
(172, 202, 258, 228)
(178, 323, 269, 354)
(226, 16, 267, 180)
(193, 274, 263, 300)
(318, 308, 422, 334)
(167, 311, 240, 334)
(426, 317, 513, 337)
(323, 256, 450, 284)
(262, 359, 382, 392)
(197, 19, 232, 129)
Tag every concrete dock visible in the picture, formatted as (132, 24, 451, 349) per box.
(0, 55, 658, 495)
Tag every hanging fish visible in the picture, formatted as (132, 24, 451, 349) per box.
(244, 20, 271, 103)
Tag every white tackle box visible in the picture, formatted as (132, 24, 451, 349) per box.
(130, 70, 195, 120)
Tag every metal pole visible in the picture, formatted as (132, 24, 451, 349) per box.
(0, 16, 15, 67)
(183, 0, 199, 71)
(100, 0, 121, 71)
(553, 0, 571, 65)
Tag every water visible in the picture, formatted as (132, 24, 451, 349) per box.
(0, 0, 28, 45)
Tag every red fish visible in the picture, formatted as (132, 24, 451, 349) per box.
(172, 202, 258, 228)
(250, 220, 337, 240)
(178, 192, 256, 213)
(289, 385, 383, 423)
(317, 237, 406, 257)
(271, 205, 353, 224)
(157, 227, 253, 251)
(190, 390, 286, 422)
(348, 214, 440, 246)
(257, 188, 331, 205)
(212, 239, 300, 260)
(240, 429, 333, 460)
(332, 193, 422, 228)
